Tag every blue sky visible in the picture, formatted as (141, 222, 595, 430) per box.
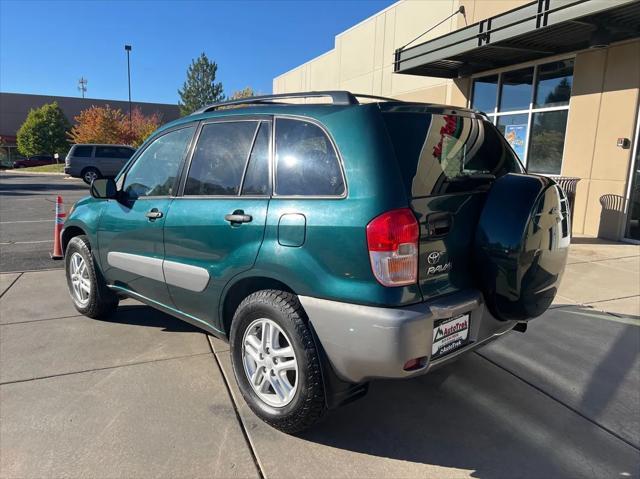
(0, 0, 394, 105)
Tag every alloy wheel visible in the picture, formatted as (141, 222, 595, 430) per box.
(69, 252, 91, 305)
(242, 318, 298, 408)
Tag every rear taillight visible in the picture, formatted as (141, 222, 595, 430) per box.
(366, 208, 419, 287)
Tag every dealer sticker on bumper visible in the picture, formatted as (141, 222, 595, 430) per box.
(432, 314, 470, 359)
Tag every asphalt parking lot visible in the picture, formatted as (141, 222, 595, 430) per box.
(1, 172, 639, 478)
(0, 172, 87, 272)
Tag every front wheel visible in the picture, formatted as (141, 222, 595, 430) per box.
(64, 235, 118, 318)
(230, 290, 326, 433)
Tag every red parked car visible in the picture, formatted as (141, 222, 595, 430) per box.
(12, 155, 57, 168)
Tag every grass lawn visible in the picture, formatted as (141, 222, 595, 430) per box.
(19, 163, 65, 173)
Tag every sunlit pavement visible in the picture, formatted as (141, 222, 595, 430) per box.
(1, 240, 638, 478)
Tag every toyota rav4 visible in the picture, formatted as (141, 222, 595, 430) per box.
(62, 91, 570, 433)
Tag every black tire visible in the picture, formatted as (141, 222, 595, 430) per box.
(64, 235, 118, 319)
(230, 290, 326, 433)
(81, 167, 101, 185)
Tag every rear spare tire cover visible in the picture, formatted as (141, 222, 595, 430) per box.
(474, 173, 570, 321)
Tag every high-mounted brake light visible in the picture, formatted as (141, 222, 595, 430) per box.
(366, 208, 419, 287)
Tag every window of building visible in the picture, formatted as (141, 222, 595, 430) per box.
(184, 121, 258, 196)
(471, 58, 574, 175)
(275, 118, 345, 196)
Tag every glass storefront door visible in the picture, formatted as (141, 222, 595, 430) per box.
(625, 109, 640, 241)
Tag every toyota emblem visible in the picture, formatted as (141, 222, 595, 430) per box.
(427, 251, 441, 265)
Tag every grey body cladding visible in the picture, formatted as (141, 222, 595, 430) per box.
(107, 252, 210, 292)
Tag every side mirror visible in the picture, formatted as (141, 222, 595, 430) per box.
(90, 178, 118, 199)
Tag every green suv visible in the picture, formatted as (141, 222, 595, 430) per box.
(62, 91, 570, 432)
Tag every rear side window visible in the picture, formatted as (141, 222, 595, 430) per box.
(185, 121, 258, 196)
(382, 111, 523, 197)
(72, 146, 93, 158)
(95, 146, 134, 158)
(275, 118, 344, 196)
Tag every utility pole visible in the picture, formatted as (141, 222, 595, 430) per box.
(125, 45, 132, 129)
(78, 77, 88, 98)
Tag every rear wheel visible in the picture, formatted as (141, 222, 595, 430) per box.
(230, 290, 326, 433)
(81, 167, 100, 185)
(64, 235, 118, 318)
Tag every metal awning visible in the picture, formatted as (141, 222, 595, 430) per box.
(394, 0, 640, 78)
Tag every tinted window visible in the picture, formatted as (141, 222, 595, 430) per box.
(242, 122, 270, 195)
(471, 75, 498, 114)
(535, 60, 574, 108)
(72, 146, 93, 157)
(497, 114, 528, 161)
(527, 110, 569, 175)
(96, 146, 135, 158)
(499, 67, 534, 112)
(382, 112, 523, 197)
(275, 118, 344, 196)
(185, 121, 258, 196)
(123, 127, 195, 198)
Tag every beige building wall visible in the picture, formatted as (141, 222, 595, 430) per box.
(273, 0, 528, 104)
(274, 0, 639, 240)
(562, 40, 640, 238)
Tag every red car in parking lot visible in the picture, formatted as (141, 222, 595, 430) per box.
(13, 155, 57, 168)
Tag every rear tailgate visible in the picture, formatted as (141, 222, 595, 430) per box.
(381, 106, 523, 299)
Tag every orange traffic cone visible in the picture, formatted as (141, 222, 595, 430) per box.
(50, 196, 65, 260)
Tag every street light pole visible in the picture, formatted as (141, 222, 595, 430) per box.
(125, 44, 132, 129)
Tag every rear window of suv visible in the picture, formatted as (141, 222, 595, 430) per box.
(382, 110, 523, 197)
(71, 146, 93, 157)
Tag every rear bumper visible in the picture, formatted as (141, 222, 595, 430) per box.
(300, 290, 516, 383)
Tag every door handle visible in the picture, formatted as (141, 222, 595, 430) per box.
(145, 209, 163, 220)
(225, 213, 252, 224)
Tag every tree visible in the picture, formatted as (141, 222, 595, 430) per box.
(68, 105, 124, 145)
(17, 102, 70, 157)
(122, 108, 161, 147)
(228, 87, 256, 100)
(68, 105, 160, 147)
(178, 53, 224, 115)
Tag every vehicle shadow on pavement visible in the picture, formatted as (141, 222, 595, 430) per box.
(579, 322, 639, 419)
(97, 304, 202, 333)
(297, 352, 637, 477)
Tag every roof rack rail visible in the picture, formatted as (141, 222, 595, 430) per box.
(191, 90, 399, 115)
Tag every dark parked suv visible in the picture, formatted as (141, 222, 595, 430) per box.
(65, 144, 135, 184)
(61, 91, 570, 432)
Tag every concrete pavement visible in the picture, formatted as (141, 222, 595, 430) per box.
(558, 237, 640, 318)
(0, 240, 638, 478)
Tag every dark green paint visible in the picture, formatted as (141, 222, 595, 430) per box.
(64, 101, 566, 337)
